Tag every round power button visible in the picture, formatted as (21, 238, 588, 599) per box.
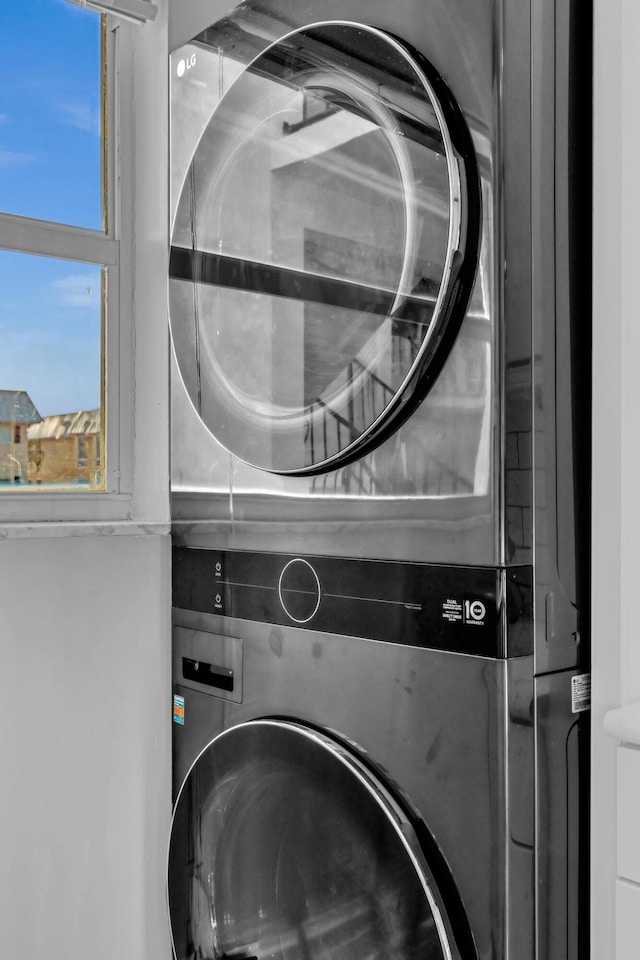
(278, 558, 321, 624)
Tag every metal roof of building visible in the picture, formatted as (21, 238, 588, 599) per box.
(27, 409, 100, 441)
(0, 390, 42, 424)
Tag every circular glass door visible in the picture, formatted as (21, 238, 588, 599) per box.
(168, 720, 467, 960)
(169, 21, 480, 475)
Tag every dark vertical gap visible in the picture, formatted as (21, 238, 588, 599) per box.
(567, 2, 592, 958)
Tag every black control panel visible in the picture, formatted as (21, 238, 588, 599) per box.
(172, 548, 533, 658)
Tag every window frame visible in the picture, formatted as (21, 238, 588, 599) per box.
(0, 12, 142, 523)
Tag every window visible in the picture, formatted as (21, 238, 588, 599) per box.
(0, 0, 166, 522)
(0, 0, 165, 526)
(0, 4, 104, 229)
(0, 0, 108, 496)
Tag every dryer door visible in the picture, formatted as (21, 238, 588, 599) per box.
(167, 720, 475, 960)
(169, 19, 480, 476)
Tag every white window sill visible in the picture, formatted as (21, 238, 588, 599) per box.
(0, 514, 170, 538)
(0, 491, 167, 529)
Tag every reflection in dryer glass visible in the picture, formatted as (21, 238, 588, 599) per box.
(170, 21, 488, 484)
(169, 727, 451, 959)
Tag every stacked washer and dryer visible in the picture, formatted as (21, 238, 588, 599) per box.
(167, 1, 591, 958)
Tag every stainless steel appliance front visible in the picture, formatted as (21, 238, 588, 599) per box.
(168, 1, 591, 958)
(169, 603, 536, 960)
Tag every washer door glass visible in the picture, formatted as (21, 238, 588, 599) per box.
(169, 21, 480, 475)
(168, 721, 464, 960)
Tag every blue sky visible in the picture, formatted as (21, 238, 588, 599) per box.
(0, 0, 102, 416)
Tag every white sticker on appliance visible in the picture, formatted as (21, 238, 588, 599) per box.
(464, 599, 486, 626)
(571, 673, 591, 713)
(442, 598, 463, 623)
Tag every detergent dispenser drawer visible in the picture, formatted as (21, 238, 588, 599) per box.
(172, 625, 243, 703)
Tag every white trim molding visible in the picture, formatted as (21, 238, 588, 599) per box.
(604, 703, 640, 747)
(0, 212, 117, 265)
(66, 0, 158, 24)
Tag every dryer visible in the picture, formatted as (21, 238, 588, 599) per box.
(167, 1, 591, 958)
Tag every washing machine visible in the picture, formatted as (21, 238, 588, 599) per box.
(167, 1, 591, 958)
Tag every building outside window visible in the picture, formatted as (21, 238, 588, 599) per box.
(0, 389, 40, 483)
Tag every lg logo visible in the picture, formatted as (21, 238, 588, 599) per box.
(177, 53, 197, 78)
(464, 599, 486, 623)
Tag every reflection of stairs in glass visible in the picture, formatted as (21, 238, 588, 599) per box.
(305, 359, 475, 496)
(305, 359, 392, 493)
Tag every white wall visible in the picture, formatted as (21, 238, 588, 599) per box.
(0, 532, 171, 959)
(591, 0, 622, 953)
(592, 1, 640, 957)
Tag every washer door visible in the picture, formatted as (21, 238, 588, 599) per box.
(167, 720, 473, 960)
(169, 20, 480, 475)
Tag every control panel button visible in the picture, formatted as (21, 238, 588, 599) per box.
(278, 558, 321, 624)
